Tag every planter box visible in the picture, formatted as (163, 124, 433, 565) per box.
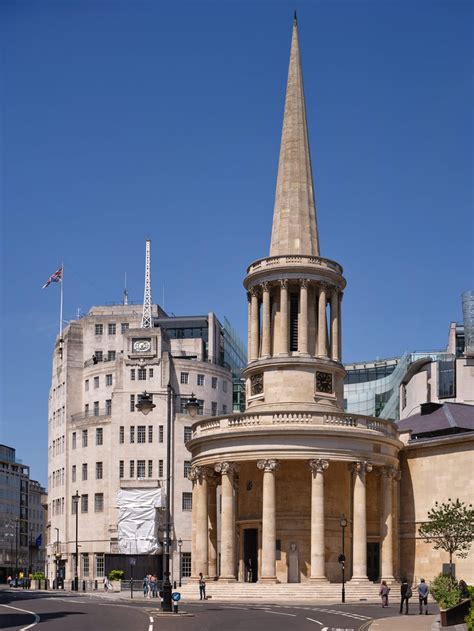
(110, 580, 121, 592)
(440, 598, 471, 627)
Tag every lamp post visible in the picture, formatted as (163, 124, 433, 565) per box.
(72, 491, 80, 591)
(339, 514, 348, 603)
(15, 518, 19, 578)
(177, 538, 183, 587)
(136, 387, 198, 611)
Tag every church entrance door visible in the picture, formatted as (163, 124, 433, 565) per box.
(367, 543, 380, 582)
(243, 529, 258, 582)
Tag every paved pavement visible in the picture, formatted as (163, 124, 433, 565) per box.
(0, 587, 443, 631)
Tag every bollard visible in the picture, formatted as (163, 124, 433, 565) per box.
(82, 580, 86, 591)
(173, 603, 178, 614)
(173, 581, 177, 589)
(94, 580, 98, 590)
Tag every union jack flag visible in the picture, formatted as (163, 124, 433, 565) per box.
(42, 266, 63, 289)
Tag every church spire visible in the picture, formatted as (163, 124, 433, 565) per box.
(269, 17, 320, 257)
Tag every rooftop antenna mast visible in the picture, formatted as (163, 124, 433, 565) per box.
(123, 272, 129, 306)
(141, 240, 152, 328)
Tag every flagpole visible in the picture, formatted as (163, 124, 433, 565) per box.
(59, 262, 64, 338)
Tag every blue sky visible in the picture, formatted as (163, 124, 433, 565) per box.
(1, 1, 472, 485)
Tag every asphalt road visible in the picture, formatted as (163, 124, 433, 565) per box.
(0, 589, 413, 631)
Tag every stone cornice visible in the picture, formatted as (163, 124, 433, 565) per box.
(243, 355, 346, 376)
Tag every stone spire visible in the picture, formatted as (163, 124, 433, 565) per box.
(269, 17, 320, 257)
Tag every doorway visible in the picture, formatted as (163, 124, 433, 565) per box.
(367, 542, 380, 582)
(243, 529, 258, 582)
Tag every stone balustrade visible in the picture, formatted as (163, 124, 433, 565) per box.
(247, 254, 343, 275)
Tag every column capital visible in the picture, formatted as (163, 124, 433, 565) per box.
(279, 278, 288, 290)
(299, 278, 309, 289)
(378, 465, 398, 479)
(214, 461, 240, 476)
(188, 465, 212, 482)
(247, 290, 252, 303)
(308, 459, 329, 475)
(261, 281, 270, 292)
(318, 282, 329, 292)
(249, 286, 259, 298)
(349, 461, 373, 476)
(257, 459, 280, 473)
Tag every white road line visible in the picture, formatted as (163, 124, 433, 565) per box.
(1, 604, 40, 631)
(148, 626, 153, 631)
(306, 618, 323, 625)
(265, 610, 297, 617)
(149, 617, 154, 623)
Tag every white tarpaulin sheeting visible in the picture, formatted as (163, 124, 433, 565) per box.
(116, 488, 164, 554)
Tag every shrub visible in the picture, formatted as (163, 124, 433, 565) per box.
(32, 571, 45, 580)
(430, 573, 461, 610)
(108, 570, 124, 581)
(465, 585, 474, 631)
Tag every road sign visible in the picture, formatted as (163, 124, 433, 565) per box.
(172, 592, 181, 601)
(130, 558, 136, 566)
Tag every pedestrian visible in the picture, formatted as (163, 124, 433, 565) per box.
(151, 575, 158, 598)
(400, 577, 411, 614)
(417, 578, 429, 615)
(379, 580, 390, 607)
(6, 575, 11, 586)
(199, 572, 206, 600)
(459, 579, 469, 600)
(103, 576, 109, 592)
(142, 575, 149, 597)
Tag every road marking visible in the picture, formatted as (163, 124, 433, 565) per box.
(265, 610, 297, 617)
(1, 604, 40, 630)
(306, 618, 324, 625)
(149, 617, 154, 623)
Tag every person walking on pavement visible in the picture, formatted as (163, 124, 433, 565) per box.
(400, 577, 412, 614)
(417, 578, 429, 615)
(142, 575, 149, 598)
(379, 580, 390, 607)
(199, 572, 206, 600)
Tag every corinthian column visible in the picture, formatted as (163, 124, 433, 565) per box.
(250, 288, 259, 361)
(330, 289, 339, 361)
(257, 459, 280, 582)
(279, 280, 289, 355)
(380, 467, 395, 581)
(317, 285, 328, 357)
(215, 461, 240, 581)
(308, 459, 329, 580)
(261, 283, 271, 358)
(299, 279, 309, 355)
(350, 461, 372, 581)
(188, 466, 210, 578)
(208, 476, 218, 580)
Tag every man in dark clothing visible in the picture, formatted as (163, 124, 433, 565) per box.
(400, 577, 411, 614)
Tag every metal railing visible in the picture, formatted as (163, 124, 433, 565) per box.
(71, 408, 112, 422)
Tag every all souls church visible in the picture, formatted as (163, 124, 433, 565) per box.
(185, 17, 474, 591)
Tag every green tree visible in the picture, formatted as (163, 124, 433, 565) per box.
(418, 498, 474, 577)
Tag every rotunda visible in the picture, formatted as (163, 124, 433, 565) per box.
(187, 16, 403, 586)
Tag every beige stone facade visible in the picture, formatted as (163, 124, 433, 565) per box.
(186, 17, 474, 589)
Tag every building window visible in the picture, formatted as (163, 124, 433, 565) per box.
(137, 426, 146, 443)
(94, 493, 104, 512)
(119, 426, 124, 444)
(107, 350, 116, 361)
(82, 553, 90, 577)
(130, 426, 135, 443)
(148, 426, 153, 443)
(131, 369, 136, 381)
(96, 462, 103, 480)
(96, 554, 105, 578)
(159, 426, 164, 443)
(401, 384, 407, 409)
(197, 374, 205, 386)
(95, 324, 103, 336)
(130, 394, 135, 412)
(148, 460, 153, 478)
(106, 374, 113, 386)
(82, 463, 88, 481)
(82, 430, 88, 447)
(72, 432, 77, 449)
(96, 428, 103, 445)
(93, 401, 99, 416)
(94, 350, 103, 362)
(138, 368, 146, 381)
(72, 496, 77, 514)
(121, 323, 129, 334)
(180, 372, 189, 385)
(223, 380, 227, 393)
(137, 460, 146, 478)
(158, 460, 163, 477)
(81, 494, 88, 513)
(184, 461, 191, 478)
(129, 461, 135, 478)
(181, 552, 192, 578)
(94, 376, 99, 388)
(85, 379, 89, 391)
(119, 460, 124, 478)
(105, 399, 112, 415)
(182, 492, 192, 511)
(149, 368, 154, 378)
(108, 323, 116, 335)
(212, 377, 217, 389)
(211, 401, 217, 416)
(184, 426, 192, 442)
(85, 404, 89, 416)
(72, 465, 76, 482)
(223, 404, 227, 414)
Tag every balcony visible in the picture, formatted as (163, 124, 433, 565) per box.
(71, 408, 112, 423)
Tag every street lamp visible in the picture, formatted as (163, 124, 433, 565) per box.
(185, 393, 200, 419)
(135, 391, 156, 415)
(177, 538, 183, 587)
(15, 518, 19, 578)
(339, 514, 348, 603)
(72, 491, 80, 591)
